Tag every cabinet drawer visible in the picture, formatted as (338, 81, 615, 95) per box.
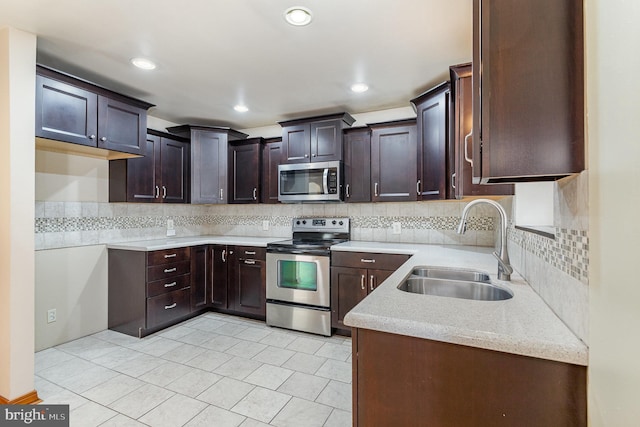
(332, 251, 411, 271)
(147, 247, 190, 266)
(147, 274, 191, 298)
(235, 246, 266, 260)
(147, 287, 191, 328)
(147, 261, 190, 282)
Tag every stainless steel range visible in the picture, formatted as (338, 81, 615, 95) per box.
(266, 217, 350, 336)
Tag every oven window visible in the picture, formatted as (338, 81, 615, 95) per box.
(278, 260, 318, 291)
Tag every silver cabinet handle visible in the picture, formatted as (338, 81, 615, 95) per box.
(374, 182, 379, 197)
(253, 188, 257, 200)
(452, 173, 456, 190)
(304, 154, 309, 158)
(416, 180, 421, 195)
(219, 188, 224, 200)
(100, 136, 107, 142)
(222, 249, 226, 262)
(312, 153, 316, 157)
(464, 131, 474, 167)
(155, 186, 159, 198)
(89, 134, 96, 140)
(164, 253, 177, 259)
(244, 259, 256, 265)
(370, 275, 375, 291)
(164, 303, 177, 310)
(164, 267, 177, 273)
(360, 274, 366, 290)
(245, 251, 256, 255)
(360, 258, 376, 264)
(345, 184, 350, 199)
(164, 281, 177, 288)
(162, 186, 167, 199)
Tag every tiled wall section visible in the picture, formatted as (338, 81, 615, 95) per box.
(35, 200, 498, 250)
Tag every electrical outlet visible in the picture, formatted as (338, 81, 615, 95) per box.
(167, 219, 175, 230)
(47, 309, 56, 323)
(262, 220, 270, 231)
(392, 222, 402, 234)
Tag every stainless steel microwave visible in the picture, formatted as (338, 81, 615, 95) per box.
(278, 161, 343, 203)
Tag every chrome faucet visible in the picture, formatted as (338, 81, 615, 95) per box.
(457, 199, 513, 281)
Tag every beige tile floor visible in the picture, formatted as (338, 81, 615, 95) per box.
(36, 312, 352, 427)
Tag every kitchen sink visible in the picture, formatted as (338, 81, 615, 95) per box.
(398, 267, 513, 301)
(410, 266, 491, 283)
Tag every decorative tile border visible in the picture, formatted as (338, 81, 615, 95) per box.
(508, 225, 589, 284)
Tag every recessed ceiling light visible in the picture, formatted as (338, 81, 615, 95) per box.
(130, 57, 156, 70)
(284, 7, 313, 26)
(350, 83, 369, 93)
(234, 105, 249, 113)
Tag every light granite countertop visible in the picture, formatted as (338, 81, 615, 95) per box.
(106, 235, 287, 251)
(336, 241, 588, 366)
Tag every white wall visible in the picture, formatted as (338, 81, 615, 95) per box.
(0, 27, 36, 401)
(587, 0, 640, 424)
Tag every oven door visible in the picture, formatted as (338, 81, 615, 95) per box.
(266, 252, 330, 308)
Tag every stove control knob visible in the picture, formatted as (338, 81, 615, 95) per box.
(339, 221, 344, 226)
(332, 220, 337, 225)
(296, 220, 301, 225)
(302, 220, 307, 225)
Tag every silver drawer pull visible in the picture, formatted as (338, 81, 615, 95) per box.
(164, 281, 177, 288)
(245, 251, 256, 255)
(164, 267, 177, 273)
(360, 259, 376, 263)
(164, 303, 177, 310)
(164, 253, 177, 258)
(244, 259, 256, 265)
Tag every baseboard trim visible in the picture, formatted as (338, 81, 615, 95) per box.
(0, 390, 41, 404)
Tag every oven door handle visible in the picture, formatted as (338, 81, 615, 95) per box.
(322, 168, 329, 194)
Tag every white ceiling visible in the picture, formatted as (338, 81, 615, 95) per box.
(0, 0, 472, 130)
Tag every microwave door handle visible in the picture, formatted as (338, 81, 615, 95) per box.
(323, 168, 329, 194)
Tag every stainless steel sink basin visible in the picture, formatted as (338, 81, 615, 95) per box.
(398, 273, 513, 301)
(410, 266, 491, 283)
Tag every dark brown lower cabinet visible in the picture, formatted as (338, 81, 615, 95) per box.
(190, 245, 229, 312)
(230, 246, 266, 319)
(352, 328, 587, 427)
(108, 247, 192, 337)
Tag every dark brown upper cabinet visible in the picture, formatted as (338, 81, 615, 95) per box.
(109, 129, 190, 203)
(261, 137, 283, 204)
(167, 125, 248, 204)
(35, 65, 152, 157)
(229, 138, 264, 204)
(279, 112, 355, 164)
(411, 82, 450, 201)
(343, 127, 372, 203)
(472, 0, 584, 183)
(449, 64, 513, 198)
(370, 119, 418, 202)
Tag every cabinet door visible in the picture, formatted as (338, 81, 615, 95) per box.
(191, 129, 228, 204)
(232, 258, 266, 318)
(190, 245, 210, 311)
(310, 119, 342, 162)
(371, 123, 418, 202)
(282, 123, 310, 163)
(125, 134, 161, 202)
(261, 139, 283, 204)
(473, 0, 584, 183)
(97, 96, 145, 156)
(161, 136, 189, 203)
(35, 75, 98, 147)
(229, 142, 261, 204)
(417, 89, 448, 200)
(343, 129, 371, 203)
(331, 267, 368, 330)
(211, 246, 230, 309)
(450, 65, 513, 198)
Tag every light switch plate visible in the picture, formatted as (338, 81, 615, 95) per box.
(392, 222, 402, 234)
(263, 220, 270, 231)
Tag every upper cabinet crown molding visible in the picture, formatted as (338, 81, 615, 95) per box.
(35, 64, 154, 159)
